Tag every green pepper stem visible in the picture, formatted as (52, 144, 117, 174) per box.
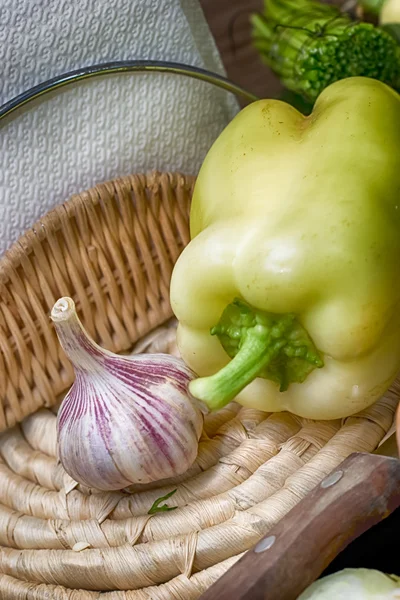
(189, 326, 283, 411)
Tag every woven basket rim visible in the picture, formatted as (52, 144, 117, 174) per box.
(0, 170, 189, 275)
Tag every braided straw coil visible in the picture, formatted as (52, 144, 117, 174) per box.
(0, 172, 397, 599)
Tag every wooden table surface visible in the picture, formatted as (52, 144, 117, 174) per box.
(200, 0, 279, 101)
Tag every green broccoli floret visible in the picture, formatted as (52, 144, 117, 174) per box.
(252, 0, 400, 103)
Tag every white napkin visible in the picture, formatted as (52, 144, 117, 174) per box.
(0, 0, 239, 255)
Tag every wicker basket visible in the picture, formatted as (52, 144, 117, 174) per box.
(0, 171, 398, 599)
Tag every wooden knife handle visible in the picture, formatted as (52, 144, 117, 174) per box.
(199, 452, 400, 600)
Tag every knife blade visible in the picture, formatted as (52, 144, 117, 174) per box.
(199, 439, 400, 600)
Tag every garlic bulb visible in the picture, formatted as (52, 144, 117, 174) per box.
(51, 297, 204, 491)
(298, 568, 400, 599)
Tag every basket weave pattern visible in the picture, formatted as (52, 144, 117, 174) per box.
(0, 172, 397, 599)
(0, 172, 193, 431)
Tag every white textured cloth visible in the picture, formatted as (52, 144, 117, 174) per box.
(0, 0, 238, 254)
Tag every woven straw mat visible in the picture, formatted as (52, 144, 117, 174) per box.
(0, 172, 397, 599)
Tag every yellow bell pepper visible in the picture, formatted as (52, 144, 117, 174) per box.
(170, 77, 400, 419)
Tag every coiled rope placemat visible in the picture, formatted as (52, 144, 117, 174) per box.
(0, 172, 397, 599)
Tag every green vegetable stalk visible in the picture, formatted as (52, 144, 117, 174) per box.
(252, 0, 400, 102)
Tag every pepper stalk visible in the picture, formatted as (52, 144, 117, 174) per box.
(189, 299, 323, 411)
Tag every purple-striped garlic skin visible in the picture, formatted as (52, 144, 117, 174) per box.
(51, 298, 203, 491)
